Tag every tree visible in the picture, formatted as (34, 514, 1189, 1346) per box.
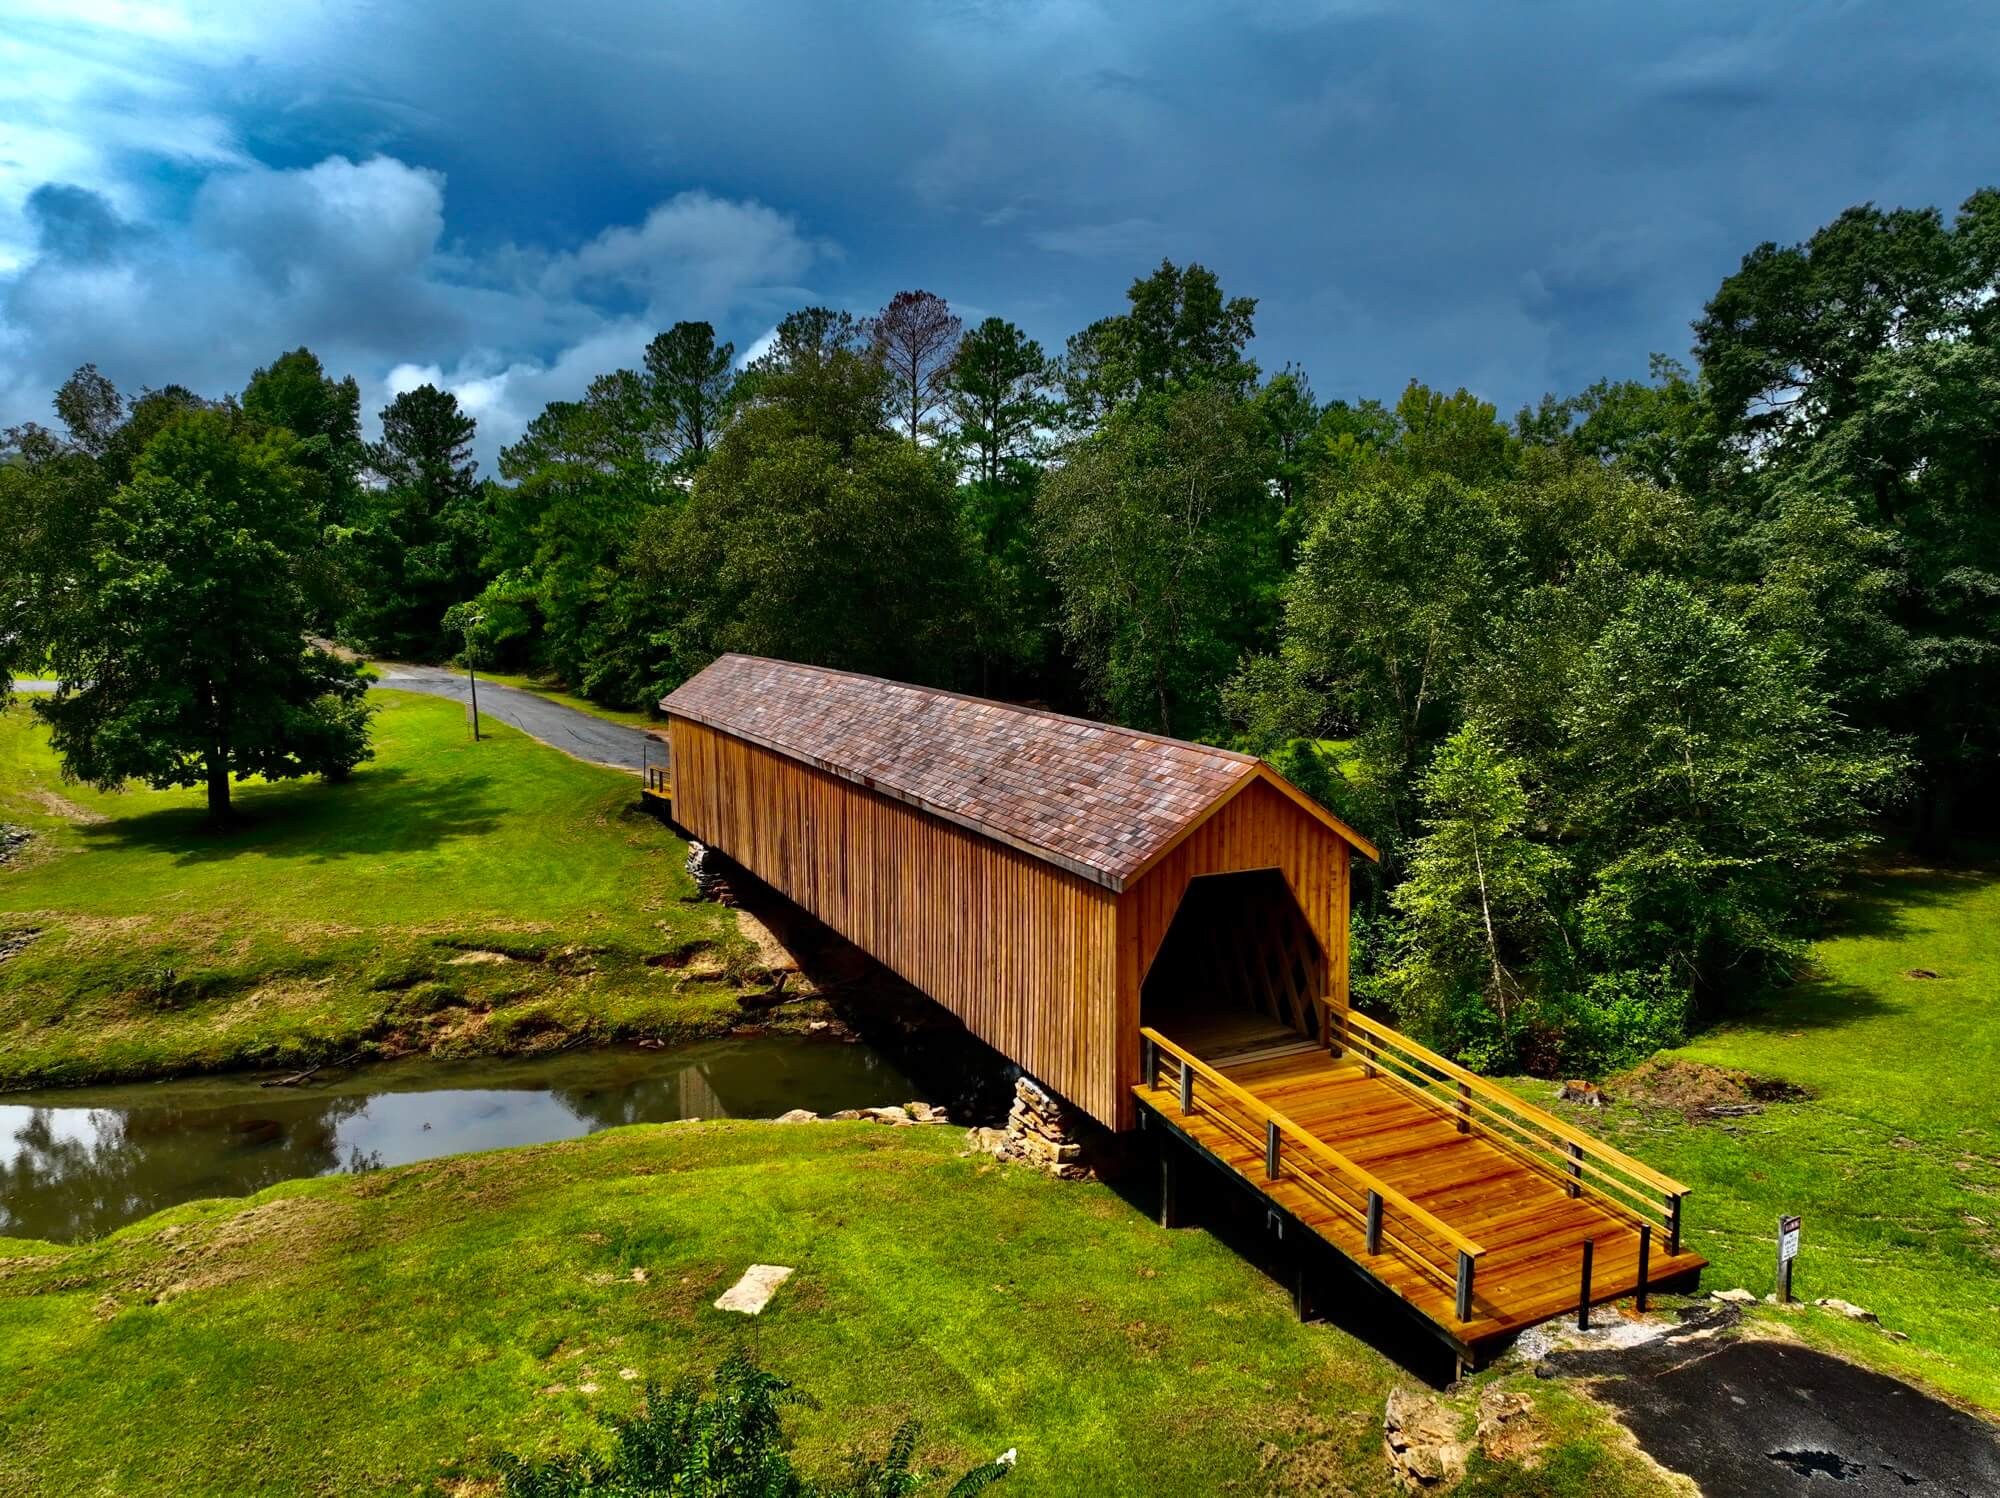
(241, 347, 365, 527)
(1692, 189, 2000, 840)
(1252, 365, 1320, 510)
(1381, 724, 1566, 1060)
(642, 321, 737, 471)
(946, 317, 1055, 487)
(642, 311, 985, 690)
(1391, 380, 1515, 485)
(51, 364, 123, 458)
(870, 290, 962, 444)
(349, 384, 487, 657)
(481, 368, 666, 700)
(32, 407, 371, 820)
(1059, 260, 1258, 418)
(1035, 384, 1271, 736)
(740, 307, 889, 454)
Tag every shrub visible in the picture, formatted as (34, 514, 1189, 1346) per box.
(499, 1349, 1013, 1498)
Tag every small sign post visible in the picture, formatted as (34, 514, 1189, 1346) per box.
(1776, 1214, 1802, 1303)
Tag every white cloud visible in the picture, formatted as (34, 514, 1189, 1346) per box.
(0, 148, 836, 467)
(736, 325, 779, 368)
(552, 190, 828, 314)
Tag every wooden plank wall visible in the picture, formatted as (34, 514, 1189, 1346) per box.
(669, 718, 1124, 1124)
(1114, 778, 1351, 1128)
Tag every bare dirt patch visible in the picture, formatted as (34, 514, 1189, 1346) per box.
(30, 789, 106, 824)
(1612, 1057, 1815, 1120)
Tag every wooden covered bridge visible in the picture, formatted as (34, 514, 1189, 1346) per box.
(661, 654, 1702, 1367)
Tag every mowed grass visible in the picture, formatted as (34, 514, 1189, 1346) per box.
(0, 691, 758, 1088)
(1531, 852, 2000, 1410)
(0, 1122, 1671, 1498)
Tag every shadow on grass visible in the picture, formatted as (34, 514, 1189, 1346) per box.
(1687, 857, 1992, 1044)
(78, 766, 505, 865)
(1820, 861, 1988, 942)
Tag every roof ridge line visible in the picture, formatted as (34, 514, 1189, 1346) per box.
(700, 653, 1259, 765)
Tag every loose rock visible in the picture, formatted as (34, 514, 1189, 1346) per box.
(1816, 1297, 1879, 1323)
(1383, 1387, 1468, 1490)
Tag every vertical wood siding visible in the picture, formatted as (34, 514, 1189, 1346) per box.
(1114, 778, 1351, 1128)
(670, 718, 1123, 1124)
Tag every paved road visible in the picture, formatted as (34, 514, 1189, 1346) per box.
(1548, 1303, 2000, 1496)
(12, 670, 656, 773)
(372, 664, 653, 771)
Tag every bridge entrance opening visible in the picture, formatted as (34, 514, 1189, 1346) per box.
(1140, 869, 1328, 1062)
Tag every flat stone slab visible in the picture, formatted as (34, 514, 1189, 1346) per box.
(715, 1264, 794, 1315)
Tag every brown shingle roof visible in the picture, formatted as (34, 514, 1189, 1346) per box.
(661, 655, 1256, 888)
(663, 655, 1373, 889)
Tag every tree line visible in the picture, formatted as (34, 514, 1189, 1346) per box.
(5, 190, 1996, 1072)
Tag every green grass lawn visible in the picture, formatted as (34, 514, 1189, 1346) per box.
(1534, 852, 2000, 1410)
(0, 1122, 1671, 1498)
(456, 668, 663, 730)
(0, 691, 759, 1089)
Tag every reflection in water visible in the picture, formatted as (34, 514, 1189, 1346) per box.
(0, 1038, 917, 1244)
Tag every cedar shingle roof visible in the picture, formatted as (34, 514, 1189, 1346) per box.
(662, 655, 1372, 889)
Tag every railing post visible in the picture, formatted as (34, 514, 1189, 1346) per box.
(1455, 1251, 1475, 1323)
(1142, 1036, 1157, 1091)
(1635, 1224, 1651, 1313)
(1455, 1080, 1471, 1135)
(1365, 1191, 1383, 1255)
(1577, 1239, 1594, 1330)
(1266, 1119, 1280, 1181)
(1178, 1057, 1194, 1116)
(1565, 1141, 1582, 1199)
(1665, 1194, 1682, 1257)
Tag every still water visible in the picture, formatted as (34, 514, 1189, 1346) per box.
(0, 1038, 918, 1244)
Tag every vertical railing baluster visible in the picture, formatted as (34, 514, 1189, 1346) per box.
(1577, 1239, 1594, 1330)
(1142, 1036, 1157, 1091)
(1266, 1119, 1280, 1180)
(1565, 1142, 1582, 1199)
(1179, 1057, 1193, 1116)
(1635, 1224, 1651, 1313)
(1365, 1191, 1383, 1255)
(1455, 1080, 1471, 1134)
(1665, 1194, 1682, 1257)
(1456, 1251, 1475, 1322)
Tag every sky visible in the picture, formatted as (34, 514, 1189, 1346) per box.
(2, 0, 1995, 469)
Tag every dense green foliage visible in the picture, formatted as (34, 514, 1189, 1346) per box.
(7, 400, 371, 819)
(9, 189, 1996, 1070)
(500, 1351, 1011, 1498)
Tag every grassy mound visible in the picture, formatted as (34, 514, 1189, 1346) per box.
(0, 1123, 1666, 1497)
(0, 691, 765, 1088)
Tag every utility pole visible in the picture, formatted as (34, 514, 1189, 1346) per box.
(463, 610, 485, 742)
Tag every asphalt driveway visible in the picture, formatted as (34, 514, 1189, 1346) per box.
(371, 663, 654, 771)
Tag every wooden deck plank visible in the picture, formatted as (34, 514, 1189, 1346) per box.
(1138, 1032, 1705, 1355)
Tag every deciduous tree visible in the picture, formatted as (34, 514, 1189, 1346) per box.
(32, 407, 371, 821)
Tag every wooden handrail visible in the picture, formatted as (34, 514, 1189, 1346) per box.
(1140, 1027, 1484, 1263)
(1333, 1009, 1689, 1197)
(1331, 1023, 1666, 1231)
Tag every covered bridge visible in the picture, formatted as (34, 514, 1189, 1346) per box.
(663, 653, 1373, 1130)
(662, 654, 1702, 1367)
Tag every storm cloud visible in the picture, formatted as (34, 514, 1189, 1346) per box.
(3, 0, 1994, 464)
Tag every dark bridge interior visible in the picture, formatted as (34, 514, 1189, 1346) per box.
(1140, 869, 1327, 1061)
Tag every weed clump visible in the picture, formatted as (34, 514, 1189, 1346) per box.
(499, 1349, 1013, 1498)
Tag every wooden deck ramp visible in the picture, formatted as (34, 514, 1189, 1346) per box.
(1135, 1009, 1704, 1365)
